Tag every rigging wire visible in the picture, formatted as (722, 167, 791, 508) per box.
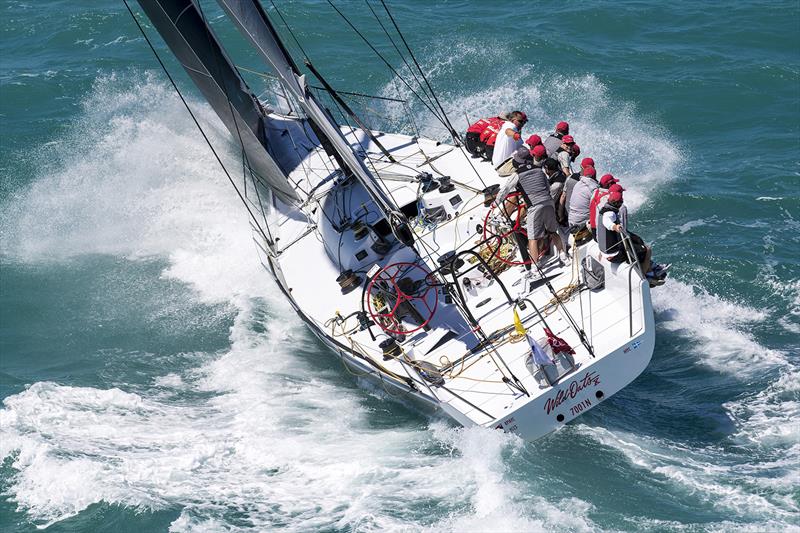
(324, 0, 450, 130)
(363, 1, 439, 117)
(122, 0, 274, 249)
(268, 0, 311, 62)
(374, 0, 486, 185)
(379, 0, 461, 144)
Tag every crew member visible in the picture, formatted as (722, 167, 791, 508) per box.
(600, 190, 670, 285)
(492, 111, 528, 168)
(598, 190, 667, 286)
(589, 174, 621, 239)
(558, 158, 593, 226)
(567, 165, 599, 231)
(543, 121, 569, 156)
(514, 141, 547, 170)
(555, 135, 577, 177)
(496, 158, 569, 268)
(511, 134, 542, 169)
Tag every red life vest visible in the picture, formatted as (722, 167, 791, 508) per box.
(479, 117, 505, 147)
(589, 189, 610, 229)
(467, 117, 492, 134)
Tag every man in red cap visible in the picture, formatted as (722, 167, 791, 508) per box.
(511, 134, 543, 170)
(567, 165, 599, 231)
(543, 120, 570, 156)
(589, 175, 622, 239)
(598, 190, 670, 286)
(559, 159, 592, 228)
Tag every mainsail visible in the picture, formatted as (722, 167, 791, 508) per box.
(216, 0, 411, 242)
(136, 0, 300, 204)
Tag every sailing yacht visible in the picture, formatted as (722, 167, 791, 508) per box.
(129, 0, 656, 441)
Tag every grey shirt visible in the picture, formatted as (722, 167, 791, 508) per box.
(568, 176, 599, 227)
(496, 167, 553, 208)
(543, 133, 562, 157)
(562, 174, 580, 214)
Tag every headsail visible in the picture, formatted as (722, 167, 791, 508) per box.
(136, 0, 300, 204)
(216, 0, 410, 240)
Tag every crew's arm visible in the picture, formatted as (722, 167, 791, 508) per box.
(495, 173, 519, 206)
(602, 211, 620, 232)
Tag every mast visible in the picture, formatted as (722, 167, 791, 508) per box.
(215, 0, 414, 245)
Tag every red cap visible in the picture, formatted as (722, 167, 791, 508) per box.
(609, 183, 625, 192)
(581, 157, 594, 168)
(582, 166, 596, 178)
(599, 174, 619, 187)
(526, 134, 542, 147)
(556, 121, 569, 133)
(608, 190, 624, 203)
(531, 144, 547, 158)
(572, 144, 581, 157)
(562, 135, 575, 144)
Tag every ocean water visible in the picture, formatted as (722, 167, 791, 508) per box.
(1, 1, 799, 531)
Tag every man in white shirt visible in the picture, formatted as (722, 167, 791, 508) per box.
(492, 111, 527, 168)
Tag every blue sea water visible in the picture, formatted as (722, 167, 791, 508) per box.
(1, 1, 799, 531)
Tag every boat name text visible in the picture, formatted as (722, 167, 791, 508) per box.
(544, 371, 601, 415)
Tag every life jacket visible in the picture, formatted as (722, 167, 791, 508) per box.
(589, 188, 610, 229)
(479, 117, 505, 147)
(597, 203, 620, 254)
(467, 116, 497, 135)
(597, 203, 628, 254)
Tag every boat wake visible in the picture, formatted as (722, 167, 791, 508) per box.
(1, 72, 797, 531)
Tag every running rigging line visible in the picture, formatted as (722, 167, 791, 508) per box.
(363, 1, 439, 121)
(378, 0, 462, 144)
(324, 0, 451, 132)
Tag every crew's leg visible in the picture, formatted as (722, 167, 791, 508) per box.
(642, 246, 652, 274)
(528, 239, 540, 263)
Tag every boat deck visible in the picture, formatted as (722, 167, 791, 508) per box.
(256, 123, 652, 439)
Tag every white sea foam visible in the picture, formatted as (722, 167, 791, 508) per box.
(378, 46, 681, 212)
(0, 73, 268, 304)
(1, 56, 795, 531)
(651, 279, 786, 374)
(0, 302, 597, 532)
(0, 73, 596, 531)
(584, 425, 799, 522)
(591, 278, 799, 524)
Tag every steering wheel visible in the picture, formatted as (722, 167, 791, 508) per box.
(365, 262, 438, 335)
(482, 191, 533, 266)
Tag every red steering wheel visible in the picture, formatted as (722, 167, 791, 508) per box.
(366, 262, 438, 335)
(482, 191, 532, 266)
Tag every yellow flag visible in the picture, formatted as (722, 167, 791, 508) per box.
(513, 308, 526, 335)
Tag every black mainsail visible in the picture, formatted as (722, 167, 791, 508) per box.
(136, 0, 300, 204)
(216, 0, 413, 243)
